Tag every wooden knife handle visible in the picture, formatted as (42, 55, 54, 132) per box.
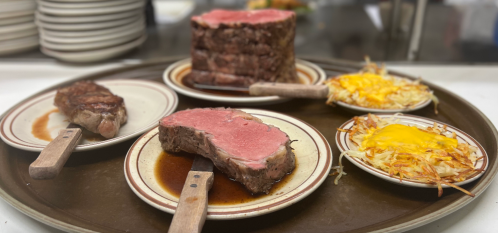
(249, 82, 329, 99)
(169, 171, 214, 233)
(29, 128, 82, 180)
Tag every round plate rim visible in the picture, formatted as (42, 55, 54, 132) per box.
(0, 79, 178, 152)
(39, 19, 144, 38)
(334, 97, 432, 113)
(124, 108, 333, 220)
(40, 34, 147, 63)
(38, 0, 145, 16)
(37, 0, 138, 9)
(35, 9, 141, 24)
(40, 29, 144, 51)
(35, 15, 142, 31)
(162, 58, 327, 104)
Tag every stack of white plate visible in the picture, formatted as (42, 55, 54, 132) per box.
(0, 0, 38, 56)
(37, 0, 147, 63)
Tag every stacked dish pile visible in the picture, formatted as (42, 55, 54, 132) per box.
(36, 0, 147, 63)
(0, 0, 38, 56)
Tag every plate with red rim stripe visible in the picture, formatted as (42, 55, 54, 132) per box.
(0, 79, 178, 152)
(163, 58, 327, 105)
(124, 108, 333, 219)
(335, 114, 488, 188)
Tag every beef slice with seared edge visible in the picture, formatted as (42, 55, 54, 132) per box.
(158, 108, 295, 194)
(54, 81, 127, 139)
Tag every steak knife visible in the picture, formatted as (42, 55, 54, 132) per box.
(29, 123, 82, 179)
(194, 82, 329, 99)
(169, 155, 214, 233)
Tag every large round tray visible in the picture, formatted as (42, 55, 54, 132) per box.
(0, 57, 496, 233)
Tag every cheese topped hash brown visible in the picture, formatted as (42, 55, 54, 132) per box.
(335, 114, 484, 197)
(324, 58, 438, 112)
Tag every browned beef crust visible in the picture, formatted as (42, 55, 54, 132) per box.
(54, 81, 127, 138)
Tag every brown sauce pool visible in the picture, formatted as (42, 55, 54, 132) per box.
(155, 151, 296, 205)
(180, 68, 311, 97)
(32, 108, 106, 142)
(32, 109, 59, 141)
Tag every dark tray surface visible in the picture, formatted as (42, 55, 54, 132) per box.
(0, 57, 496, 233)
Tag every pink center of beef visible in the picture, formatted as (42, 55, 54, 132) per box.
(161, 109, 288, 166)
(192, 9, 294, 27)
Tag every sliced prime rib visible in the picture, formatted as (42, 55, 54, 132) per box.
(158, 108, 295, 194)
(187, 9, 298, 87)
(54, 81, 127, 139)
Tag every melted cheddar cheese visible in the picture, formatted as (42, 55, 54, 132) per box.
(338, 73, 401, 103)
(360, 124, 458, 154)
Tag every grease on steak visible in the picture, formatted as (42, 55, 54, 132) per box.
(187, 9, 298, 87)
(158, 108, 295, 194)
(54, 81, 127, 138)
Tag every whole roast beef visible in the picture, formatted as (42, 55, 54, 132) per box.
(158, 108, 295, 194)
(54, 81, 127, 138)
(187, 9, 299, 87)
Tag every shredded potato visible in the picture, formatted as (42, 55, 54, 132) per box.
(335, 114, 483, 197)
(324, 57, 438, 113)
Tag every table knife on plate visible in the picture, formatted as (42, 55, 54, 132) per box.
(169, 155, 214, 233)
(194, 82, 329, 99)
(29, 123, 82, 180)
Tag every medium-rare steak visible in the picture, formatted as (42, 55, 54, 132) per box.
(187, 9, 299, 87)
(158, 108, 295, 194)
(54, 81, 127, 139)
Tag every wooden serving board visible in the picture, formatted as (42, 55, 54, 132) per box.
(0, 57, 496, 233)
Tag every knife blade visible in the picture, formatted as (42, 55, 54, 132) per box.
(194, 82, 329, 99)
(169, 155, 214, 233)
(29, 123, 82, 180)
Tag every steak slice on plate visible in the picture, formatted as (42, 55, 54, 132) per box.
(158, 108, 296, 194)
(54, 81, 127, 139)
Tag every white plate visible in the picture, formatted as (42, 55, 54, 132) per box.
(40, 29, 143, 51)
(0, 79, 178, 152)
(41, 22, 143, 43)
(38, 0, 138, 9)
(124, 109, 332, 220)
(335, 114, 488, 188)
(38, 0, 144, 16)
(41, 34, 146, 63)
(36, 15, 142, 31)
(0, 10, 34, 20)
(334, 95, 433, 113)
(0, 14, 34, 26)
(40, 19, 143, 38)
(40, 0, 111, 2)
(330, 75, 433, 113)
(36, 9, 140, 23)
(0, 35, 38, 55)
(0, 22, 35, 34)
(0, 1, 36, 13)
(163, 58, 327, 105)
(0, 27, 37, 41)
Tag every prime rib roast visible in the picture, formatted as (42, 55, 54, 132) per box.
(54, 81, 127, 139)
(187, 9, 299, 87)
(158, 108, 296, 194)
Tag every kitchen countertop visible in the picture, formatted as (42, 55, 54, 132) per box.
(0, 61, 497, 233)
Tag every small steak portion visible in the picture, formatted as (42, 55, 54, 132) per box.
(54, 81, 127, 138)
(187, 9, 298, 87)
(158, 108, 295, 194)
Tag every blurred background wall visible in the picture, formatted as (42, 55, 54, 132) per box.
(4, 0, 498, 63)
